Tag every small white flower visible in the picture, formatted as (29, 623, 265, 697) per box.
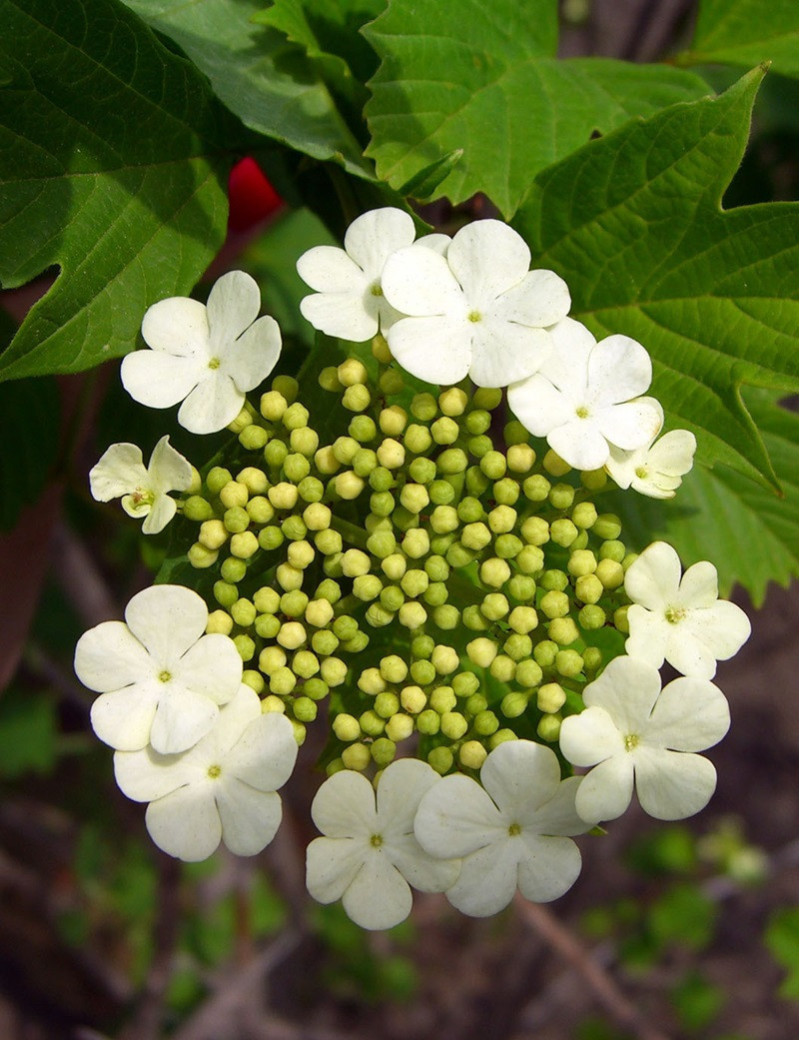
(414, 741, 588, 917)
(121, 271, 281, 434)
(507, 318, 663, 470)
(624, 541, 751, 679)
(306, 759, 460, 930)
(606, 405, 696, 499)
(114, 685, 297, 862)
(559, 656, 730, 824)
(297, 207, 433, 341)
(74, 585, 243, 755)
(381, 219, 570, 387)
(89, 435, 192, 534)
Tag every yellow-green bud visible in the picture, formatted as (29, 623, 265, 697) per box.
(337, 358, 368, 386)
(399, 601, 427, 629)
(575, 574, 604, 604)
(596, 558, 624, 589)
(286, 541, 314, 570)
(402, 529, 430, 559)
(501, 692, 529, 718)
(207, 466, 233, 495)
(340, 548, 370, 578)
(223, 506, 250, 534)
(400, 569, 429, 599)
(507, 443, 536, 473)
(579, 604, 606, 629)
(353, 575, 382, 601)
(230, 531, 259, 559)
(206, 610, 233, 635)
(219, 480, 249, 510)
(342, 743, 371, 771)
(342, 384, 371, 412)
(188, 543, 218, 568)
(400, 685, 427, 714)
(523, 474, 551, 501)
(314, 445, 339, 475)
(183, 495, 215, 522)
(277, 621, 306, 650)
(282, 401, 308, 430)
(238, 423, 269, 450)
(315, 529, 343, 557)
(372, 334, 393, 363)
(404, 424, 433, 455)
(385, 714, 414, 742)
(517, 545, 545, 575)
(613, 605, 630, 634)
(429, 686, 457, 714)
(293, 650, 319, 679)
(378, 367, 404, 395)
(440, 711, 468, 740)
(430, 505, 459, 534)
(261, 695, 286, 714)
(462, 523, 492, 551)
(283, 453, 310, 484)
(276, 562, 304, 590)
(242, 669, 264, 694)
(269, 667, 296, 696)
(474, 710, 499, 736)
(376, 438, 405, 469)
(431, 644, 459, 675)
(333, 471, 365, 500)
(379, 405, 407, 436)
(230, 598, 256, 627)
(537, 682, 567, 713)
(374, 692, 400, 719)
(540, 590, 569, 619)
(333, 714, 361, 742)
(427, 746, 453, 774)
(489, 655, 516, 682)
(267, 482, 298, 511)
(293, 696, 317, 722)
(534, 640, 559, 667)
(537, 714, 562, 742)
(480, 558, 511, 588)
(371, 737, 396, 766)
(466, 638, 498, 668)
(260, 390, 288, 421)
(434, 604, 459, 629)
(515, 659, 543, 688)
(400, 482, 429, 514)
(200, 519, 229, 551)
(504, 633, 533, 661)
(556, 649, 584, 678)
(508, 606, 539, 635)
(481, 593, 509, 621)
(548, 617, 580, 645)
(583, 647, 603, 672)
(259, 646, 287, 675)
(438, 387, 467, 416)
(320, 657, 347, 687)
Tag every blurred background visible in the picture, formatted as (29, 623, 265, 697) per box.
(0, 1, 797, 1037)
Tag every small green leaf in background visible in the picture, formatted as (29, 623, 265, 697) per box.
(0, 373, 60, 530)
(679, 0, 799, 78)
(0, 0, 236, 382)
(648, 884, 718, 953)
(764, 907, 799, 1000)
(363, 0, 710, 217)
(670, 970, 725, 1032)
(515, 69, 798, 489)
(0, 688, 57, 778)
(123, 0, 373, 177)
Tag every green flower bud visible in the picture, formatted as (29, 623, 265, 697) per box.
(333, 471, 365, 501)
(534, 640, 559, 667)
(474, 709, 499, 736)
(219, 481, 250, 510)
(466, 637, 497, 668)
(352, 575, 381, 602)
(401, 685, 427, 714)
(583, 647, 603, 672)
(575, 574, 604, 606)
(613, 605, 630, 634)
(479, 558, 511, 589)
(431, 644, 459, 675)
(377, 437, 406, 469)
(379, 405, 407, 437)
(242, 669, 264, 694)
(518, 517, 548, 547)
(223, 506, 250, 534)
(581, 468, 608, 491)
(385, 714, 414, 742)
(183, 495, 215, 522)
(440, 711, 468, 740)
(489, 728, 518, 750)
(550, 518, 578, 547)
(480, 450, 506, 480)
(568, 549, 598, 578)
(293, 694, 318, 721)
(399, 601, 427, 629)
(506, 575, 536, 603)
(465, 466, 490, 497)
(332, 436, 359, 465)
(429, 685, 457, 714)
(207, 466, 233, 496)
(493, 478, 520, 506)
(373, 692, 400, 720)
(548, 617, 580, 645)
(555, 650, 584, 678)
(490, 655, 516, 682)
(537, 714, 562, 742)
(303, 595, 333, 628)
(571, 501, 598, 529)
(501, 692, 529, 718)
(430, 505, 459, 534)
(311, 630, 338, 656)
(462, 604, 488, 632)
(515, 658, 543, 688)
(337, 358, 368, 387)
(599, 539, 626, 563)
(370, 491, 395, 518)
(481, 593, 509, 621)
(245, 496, 273, 526)
(542, 449, 570, 476)
(423, 582, 448, 607)
(260, 390, 288, 421)
(540, 569, 568, 592)
(403, 424, 433, 455)
(401, 568, 429, 598)
(522, 474, 550, 502)
(276, 562, 304, 590)
(342, 743, 371, 771)
(315, 578, 342, 605)
(230, 406, 255, 434)
(433, 604, 459, 629)
(371, 737, 396, 766)
(596, 558, 624, 589)
(540, 590, 569, 619)
(504, 633, 533, 661)
(439, 387, 468, 416)
(452, 671, 480, 698)
(465, 694, 488, 716)
(314, 445, 339, 475)
(400, 482, 430, 514)
(410, 659, 437, 686)
(410, 392, 438, 421)
(261, 695, 286, 714)
(402, 529, 430, 559)
(342, 383, 371, 412)
(427, 746, 454, 774)
(230, 531, 259, 559)
(429, 479, 456, 505)
(282, 402, 309, 431)
(378, 367, 404, 396)
(199, 519, 228, 550)
(495, 534, 524, 559)
(283, 453, 310, 484)
(593, 513, 622, 540)
(508, 606, 539, 634)
(320, 656, 347, 687)
(230, 598, 256, 627)
(358, 668, 385, 696)
(267, 482, 297, 511)
(277, 621, 306, 650)
(206, 610, 233, 636)
(429, 416, 458, 446)
(507, 443, 536, 473)
(366, 603, 395, 628)
(548, 483, 575, 510)
(270, 666, 296, 696)
(437, 449, 469, 477)
(233, 634, 255, 661)
(379, 585, 405, 613)
(517, 545, 545, 575)
(463, 409, 490, 435)
(290, 426, 320, 457)
(622, 552, 639, 571)
(255, 613, 281, 639)
(333, 714, 361, 742)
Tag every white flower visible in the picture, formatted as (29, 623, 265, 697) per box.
(414, 742, 588, 917)
(606, 405, 696, 499)
(559, 656, 730, 824)
(121, 271, 281, 434)
(114, 685, 297, 862)
(305, 759, 460, 930)
(297, 207, 428, 341)
(381, 219, 570, 387)
(507, 318, 663, 470)
(624, 541, 751, 679)
(89, 435, 193, 534)
(74, 585, 243, 755)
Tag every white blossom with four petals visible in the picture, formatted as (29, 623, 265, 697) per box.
(507, 318, 663, 470)
(624, 541, 751, 679)
(381, 219, 570, 387)
(305, 758, 460, 930)
(414, 741, 589, 917)
(121, 271, 281, 434)
(559, 656, 730, 824)
(74, 585, 243, 755)
(605, 403, 696, 499)
(89, 435, 193, 534)
(114, 685, 298, 861)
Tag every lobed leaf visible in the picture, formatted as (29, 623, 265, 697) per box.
(679, 0, 798, 78)
(514, 69, 798, 487)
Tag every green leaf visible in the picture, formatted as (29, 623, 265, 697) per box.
(0, 689, 57, 777)
(122, 0, 373, 177)
(363, 0, 710, 217)
(679, 0, 798, 78)
(605, 392, 798, 605)
(764, 907, 799, 1000)
(0, 0, 236, 381)
(0, 374, 60, 529)
(514, 69, 798, 488)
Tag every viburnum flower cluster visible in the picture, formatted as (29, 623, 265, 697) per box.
(75, 207, 751, 929)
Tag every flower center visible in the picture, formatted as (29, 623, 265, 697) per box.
(131, 486, 155, 506)
(575, 405, 590, 419)
(158, 670, 172, 683)
(624, 733, 640, 751)
(508, 822, 522, 837)
(208, 356, 221, 370)
(207, 764, 222, 779)
(370, 282, 383, 297)
(665, 605, 687, 624)
(467, 310, 482, 323)
(635, 465, 649, 479)
(369, 833, 383, 848)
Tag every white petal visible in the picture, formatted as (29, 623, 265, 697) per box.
(387, 315, 472, 385)
(624, 541, 681, 609)
(604, 445, 642, 490)
(664, 627, 718, 679)
(447, 220, 530, 306)
(145, 783, 222, 861)
(377, 759, 442, 835)
(150, 684, 220, 755)
(381, 245, 464, 317)
(507, 374, 573, 437)
(445, 839, 520, 917)
(141, 296, 209, 357)
(299, 291, 377, 342)
(587, 335, 651, 406)
(125, 585, 208, 665)
(633, 747, 717, 820)
(575, 754, 635, 824)
(177, 373, 244, 434)
(582, 656, 663, 733)
(647, 429, 696, 476)
(416, 232, 450, 255)
(480, 741, 561, 819)
(414, 774, 504, 859)
(559, 706, 625, 768)
(74, 620, 153, 692)
(526, 776, 592, 836)
(341, 851, 414, 930)
(176, 633, 243, 706)
(624, 605, 670, 668)
(197, 684, 261, 759)
(547, 420, 611, 471)
(207, 270, 261, 346)
(90, 684, 160, 751)
(645, 676, 730, 752)
(306, 836, 366, 903)
(223, 314, 282, 393)
(468, 321, 552, 388)
(344, 207, 416, 278)
(147, 435, 193, 494)
(495, 268, 571, 328)
(121, 350, 206, 409)
(224, 712, 298, 792)
(682, 600, 751, 663)
(311, 770, 376, 838)
(89, 443, 147, 501)
(114, 745, 198, 802)
(216, 779, 282, 855)
(517, 833, 582, 902)
(383, 831, 460, 893)
(297, 245, 366, 293)
(537, 317, 595, 393)
(676, 561, 719, 609)
(141, 495, 177, 534)
(596, 398, 663, 452)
